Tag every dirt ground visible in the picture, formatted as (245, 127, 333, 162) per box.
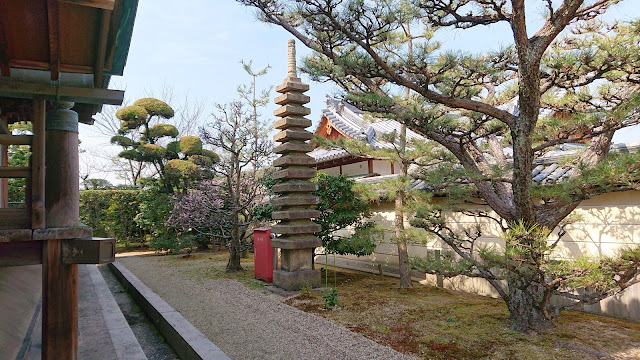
(119, 251, 640, 360)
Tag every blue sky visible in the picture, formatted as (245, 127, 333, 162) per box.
(79, 0, 640, 183)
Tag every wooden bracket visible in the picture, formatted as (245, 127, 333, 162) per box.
(62, 237, 115, 264)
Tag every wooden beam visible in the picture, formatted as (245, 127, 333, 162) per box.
(0, 208, 31, 228)
(0, 118, 6, 208)
(94, 10, 112, 88)
(0, 135, 32, 145)
(0, 228, 32, 242)
(0, 121, 8, 135)
(31, 98, 45, 229)
(0, 241, 42, 267)
(0, 79, 124, 105)
(47, 0, 61, 81)
(0, 166, 30, 178)
(9, 59, 93, 74)
(59, 0, 115, 10)
(0, 43, 9, 77)
(62, 238, 115, 264)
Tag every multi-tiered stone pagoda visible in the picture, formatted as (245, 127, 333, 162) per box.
(270, 39, 322, 290)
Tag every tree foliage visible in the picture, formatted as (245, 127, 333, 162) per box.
(314, 173, 381, 256)
(168, 63, 275, 272)
(79, 190, 145, 246)
(113, 97, 218, 192)
(241, 0, 640, 332)
(6, 122, 31, 205)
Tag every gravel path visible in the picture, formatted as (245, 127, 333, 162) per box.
(98, 265, 178, 360)
(118, 256, 417, 360)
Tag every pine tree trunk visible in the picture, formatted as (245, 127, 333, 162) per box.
(396, 169, 412, 288)
(506, 278, 553, 333)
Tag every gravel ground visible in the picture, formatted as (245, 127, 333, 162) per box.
(118, 256, 417, 360)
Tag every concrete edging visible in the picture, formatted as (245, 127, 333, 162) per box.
(108, 261, 231, 360)
(86, 264, 147, 360)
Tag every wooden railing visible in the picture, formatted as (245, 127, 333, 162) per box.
(0, 99, 45, 230)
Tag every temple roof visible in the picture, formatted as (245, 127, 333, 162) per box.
(309, 97, 426, 163)
(0, 0, 138, 124)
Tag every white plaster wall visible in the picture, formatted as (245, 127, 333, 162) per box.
(331, 190, 640, 321)
(372, 160, 393, 175)
(341, 161, 369, 176)
(320, 166, 341, 176)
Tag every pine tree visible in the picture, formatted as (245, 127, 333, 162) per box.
(240, 0, 640, 332)
(112, 98, 218, 193)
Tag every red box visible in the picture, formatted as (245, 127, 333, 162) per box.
(254, 228, 273, 283)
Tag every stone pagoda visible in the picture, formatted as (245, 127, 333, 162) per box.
(270, 39, 322, 290)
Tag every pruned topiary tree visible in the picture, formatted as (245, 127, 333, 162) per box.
(112, 98, 219, 193)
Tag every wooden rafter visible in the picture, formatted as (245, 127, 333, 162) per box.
(46, 0, 61, 81)
(9, 60, 93, 74)
(0, 13, 9, 77)
(104, 0, 122, 72)
(94, 9, 112, 88)
(58, 0, 115, 10)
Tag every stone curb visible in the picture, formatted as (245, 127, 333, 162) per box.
(108, 261, 231, 360)
(86, 264, 147, 360)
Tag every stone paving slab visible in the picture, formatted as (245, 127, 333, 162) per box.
(17, 264, 147, 360)
(86, 264, 147, 360)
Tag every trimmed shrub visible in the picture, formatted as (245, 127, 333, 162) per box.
(79, 190, 146, 246)
(133, 98, 175, 118)
(179, 136, 203, 155)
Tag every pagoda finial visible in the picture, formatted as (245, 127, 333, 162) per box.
(287, 39, 297, 77)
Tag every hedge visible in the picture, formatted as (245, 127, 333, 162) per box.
(79, 190, 146, 245)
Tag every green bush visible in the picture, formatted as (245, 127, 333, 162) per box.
(79, 190, 145, 245)
(135, 185, 179, 252)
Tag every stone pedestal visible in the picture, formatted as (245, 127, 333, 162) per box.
(271, 40, 321, 290)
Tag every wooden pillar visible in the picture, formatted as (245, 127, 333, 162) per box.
(0, 116, 7, 208)
(42, 101, 79, 360)
(31, 98, 46, 229)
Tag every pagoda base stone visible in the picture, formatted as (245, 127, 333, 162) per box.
(273, 269, 321, 291)
(281, 248, 315, 271)
(271, 236, 321, 249)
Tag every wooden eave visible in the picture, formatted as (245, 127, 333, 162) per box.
(0, 0, 137, 124)
(0, 0, 130, 80)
